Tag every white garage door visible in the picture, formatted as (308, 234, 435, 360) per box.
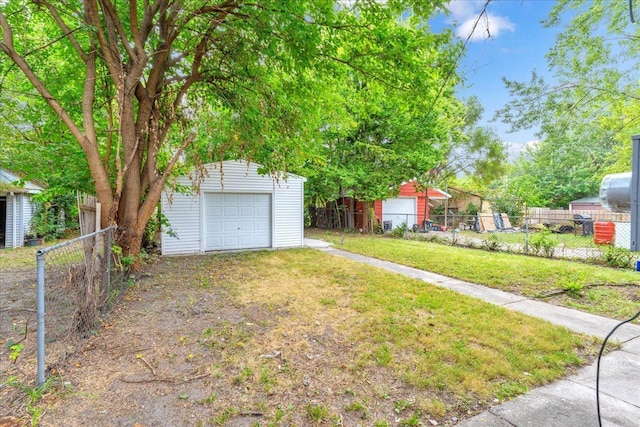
(382, 197, 417, 230)
(204, 193, 271, 250)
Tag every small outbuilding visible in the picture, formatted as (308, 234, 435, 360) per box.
(371, 181, 449, 230)
(0, 167, 44, 249)
(161, 160, 306, 255)
(569, 196, 603, 211)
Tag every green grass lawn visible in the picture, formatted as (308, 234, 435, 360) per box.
(458, 229, 598, 249)
(7, 248, 600, 426)
(231, 249, 599, 418)
(307, 229, 640, 322)
(0, 244, 43, 270)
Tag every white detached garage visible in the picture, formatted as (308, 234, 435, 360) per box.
(161, 160, 306, 255)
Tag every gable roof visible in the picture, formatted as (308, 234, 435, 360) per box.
(426, 188, 449, 199)
(0, 167, 44, 194)
(400, 180, 450, 199)
(569, 196, 600, 205)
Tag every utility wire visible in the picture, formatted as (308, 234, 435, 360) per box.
(426, 0, 492, 114)
(596, 308, 640, 426)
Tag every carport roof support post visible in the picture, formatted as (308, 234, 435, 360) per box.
(632, 135, 639, 252)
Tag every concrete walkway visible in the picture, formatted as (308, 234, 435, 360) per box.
(304, 238, 640, 427)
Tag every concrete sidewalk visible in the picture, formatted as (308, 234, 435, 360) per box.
(304, 238, 640, 427)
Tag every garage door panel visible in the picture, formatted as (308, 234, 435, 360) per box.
(382, 198, 417, 230)
(241, 220, 255, 231)
(223, 221, 239, 232)
(205, 193, 271, 250)
(223, 206, 238, 216)
(223, 236, 239, 247)
(240, 235, 256, 245)
(207, 206, 222, 217)
(256, 206, 270, 216)
(208, 221, 223, 233)
(240, 206, 255, 216)
(207, 236, 223, 248)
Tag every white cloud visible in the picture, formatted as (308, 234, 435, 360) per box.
(444, 1, 516, 42)
(444, 0, 486, 19)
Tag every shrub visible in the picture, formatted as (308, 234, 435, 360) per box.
(601, 246, 634, 269)
(529, 230, 555, 257)
(562, 281, 584, 298)
(481, 233, 501, 251)
(391, 223, 408, 238)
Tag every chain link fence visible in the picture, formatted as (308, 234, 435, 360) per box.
(419, 214, 637, 264)
(33, 226, 129, 384)
(311, 205, 638, 265)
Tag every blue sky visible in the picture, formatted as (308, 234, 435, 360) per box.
(431, 0, 561, 159)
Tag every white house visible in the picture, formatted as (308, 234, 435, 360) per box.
(0, 167, 44, 249)
(161, 160, 306, 255)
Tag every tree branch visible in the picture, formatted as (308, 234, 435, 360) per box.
(38, 0, 88, 61)
(98, 0, 139, 62)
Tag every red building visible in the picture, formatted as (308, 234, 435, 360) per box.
(353, 181, 449, 231)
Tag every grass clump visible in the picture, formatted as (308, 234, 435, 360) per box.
(305, 403, 330, 422)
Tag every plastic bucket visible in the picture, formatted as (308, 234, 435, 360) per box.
(594, 221, 615, 245)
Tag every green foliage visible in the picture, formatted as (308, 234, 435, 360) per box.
(301, 12, 466, 212)
(562, 281, 585, 298)
(399, 411, 421, 427)
(308, 230, 640, 321)
(462, 201, 481, 216)
(497, 381, 529, 401)
(8, 342, 24, 363)
(7, 375, 60, 426)
(487, 188, 525, 218)
(111, 245, 135, 272)
(481, 233, 501, 251)
(494, 1, 640, 208)
(601, 246, 634, 269)
(0, 0, 457, 256)
(373, 345, 392, 366)
(529, 230, 556, 257)
(391, 223, 408, 238)
(30, 190, 78, 240)
(394, 399, 413, 413)
(142, 210, 175, 249)
(305, 404, 330, 422)
(449, 96, 508, 186)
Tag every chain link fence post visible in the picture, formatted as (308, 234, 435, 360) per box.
(31, 226, 125, 386)
(525, 213, 530, 254)
(36, 249, 46, 386)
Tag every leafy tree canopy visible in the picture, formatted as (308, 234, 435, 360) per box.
(495, 1, 640, 208)
(0, 0, 456, 258)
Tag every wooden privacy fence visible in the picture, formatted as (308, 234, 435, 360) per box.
(527, 208, 630, 224)
(77, 192, 101, 235)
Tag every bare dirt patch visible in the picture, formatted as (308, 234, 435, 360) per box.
(2, 249, 598, 427)
(1, 267, 38, 411)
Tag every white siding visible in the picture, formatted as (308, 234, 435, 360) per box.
(3, 193, 36, 248)
(161, 190, 201, 255)
(22, 194, 35, 238)
(5, 194, 15, 248)
(273, 181, 304, 247)
(161, 160, 305, 255)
